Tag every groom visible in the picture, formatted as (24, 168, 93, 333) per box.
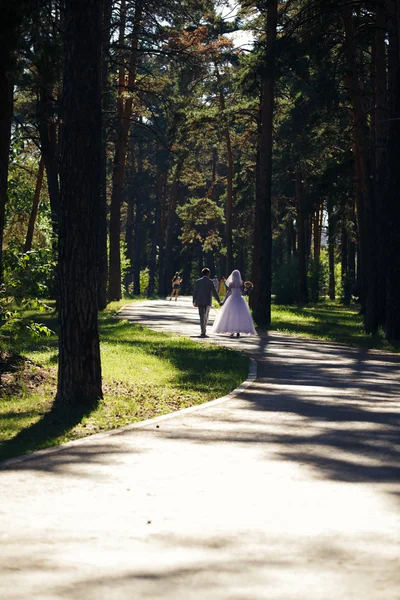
(193, 267, 221, 337)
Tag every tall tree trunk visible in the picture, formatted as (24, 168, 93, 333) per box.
(341, 224, 349, 304)
(207, 251, 216, 278)
(353, 148, 366, 310)
(286, 217, 296, 259)
(348, 210, 356, 295)
(313, 202, 323, 262)
(132, 137, 143, 295)
(249, 117, 261, 310)
(124, 131, 136, 291)
(215, 65, 233, 273)
(108, 0, 142, 300)
(108, 0, 126, 301)
(57, 0, 103, 407)
(386, 0, 400, 340)
(252, 0, 277, 328)
(318, 205, 323, 258)
(125, 191, 134, 290)
(157, 169, 168, 296)
(342, 3, 377, 332)
(328, 207, 336, 301)
(225, 133, 233, 273)
(0, 71, 13, 284)
(97, 0, 112, 310)
(164, 161, 183, 292)
(296, 171, 308, 304)
(313, 209, 318, 261)
(181, 244, 193, 295)
(132, 200, 142, 295)
(24, 156, 45, 252)
(215, 67, 234, 274)
(147, 195, 160, 297)
(0, 0, 29, 282)
(37, 87, 60, 236)
(374, 0, 388, 326)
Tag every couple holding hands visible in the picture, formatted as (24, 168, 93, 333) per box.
(192, 268, 256, 338)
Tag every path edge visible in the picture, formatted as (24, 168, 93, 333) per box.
(0, 358, 257, 469)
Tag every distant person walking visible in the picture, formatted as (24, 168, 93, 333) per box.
(212, 269, 256, 337)
(218, 276, 227, 299)
(169, 272, 182, 301)
(212, 275, 219, 291)
(193, 268, 221, 337)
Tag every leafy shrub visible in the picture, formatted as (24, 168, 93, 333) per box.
(0, 290, 54, 351)
(3, 245, 56, 299)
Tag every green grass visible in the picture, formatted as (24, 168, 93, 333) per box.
(271, 300, 400, 353)
(0, 300, 249, 461)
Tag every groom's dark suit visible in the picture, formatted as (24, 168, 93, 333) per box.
(193, 276, 221, 336)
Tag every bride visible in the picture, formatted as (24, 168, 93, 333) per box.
(211, 269, 256, 337)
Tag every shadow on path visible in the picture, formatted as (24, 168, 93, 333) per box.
(3, 300, 400, 490)
(156, 331, 400, 486)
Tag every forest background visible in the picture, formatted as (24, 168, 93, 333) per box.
(1, 0, 400, 410)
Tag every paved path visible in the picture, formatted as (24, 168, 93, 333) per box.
(1, 297, 400, 599)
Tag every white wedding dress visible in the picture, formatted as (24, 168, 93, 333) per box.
(212, 278, 256, 335)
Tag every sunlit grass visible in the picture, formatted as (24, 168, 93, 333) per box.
(271, 301, 400, 352)
(0, 301, 249, 461)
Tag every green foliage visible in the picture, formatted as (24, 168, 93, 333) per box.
(0, 292, 54, 351)
(127, 269, 150, 296)
(272, 258, 300, 305)
(308, 257, 328, 303)
(177, 196, 224, 251)
(140, 268, 150, 295)
(273, 254, 331, 305)
(118, 239, 131, 296)
(4, 151, 55, 303)
(335, 261, 343, 300)
(3, 246, 56, 298)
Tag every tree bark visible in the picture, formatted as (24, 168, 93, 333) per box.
(24, 156, 45, 253)
(342, 3, 377, 331)
(353, 146, 366, 310)
(373, 0, 388, 326)
(108, 0, 142, 300)
(125, 188, 135, 290)
(37, 87, 60, 237)
(157, 168, 168, 296)
(215, 66, 234, 274)
(296, 171, 308, 304)
(56, 0, 103, 407)
(252, 0, 277, 328)
(249, 116, 261, 310)
(132, 136, 143, 295)
(180, 244, 193, 295)
(97, 0, 112, 310)
(328, 208, 336, 301)
(385, 0, 400, 339)
(0, 71, 13, 284)
(164, 160, 183, 293)
(147, 186, 161, 296)
(0, 0, 28, 283)
(341, 224, 349, 303)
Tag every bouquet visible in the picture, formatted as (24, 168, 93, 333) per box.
(243, 281, 254, 295)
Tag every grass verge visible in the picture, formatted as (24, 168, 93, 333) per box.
(0, 299, 249, 462)
(271, 301, 400, 353)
